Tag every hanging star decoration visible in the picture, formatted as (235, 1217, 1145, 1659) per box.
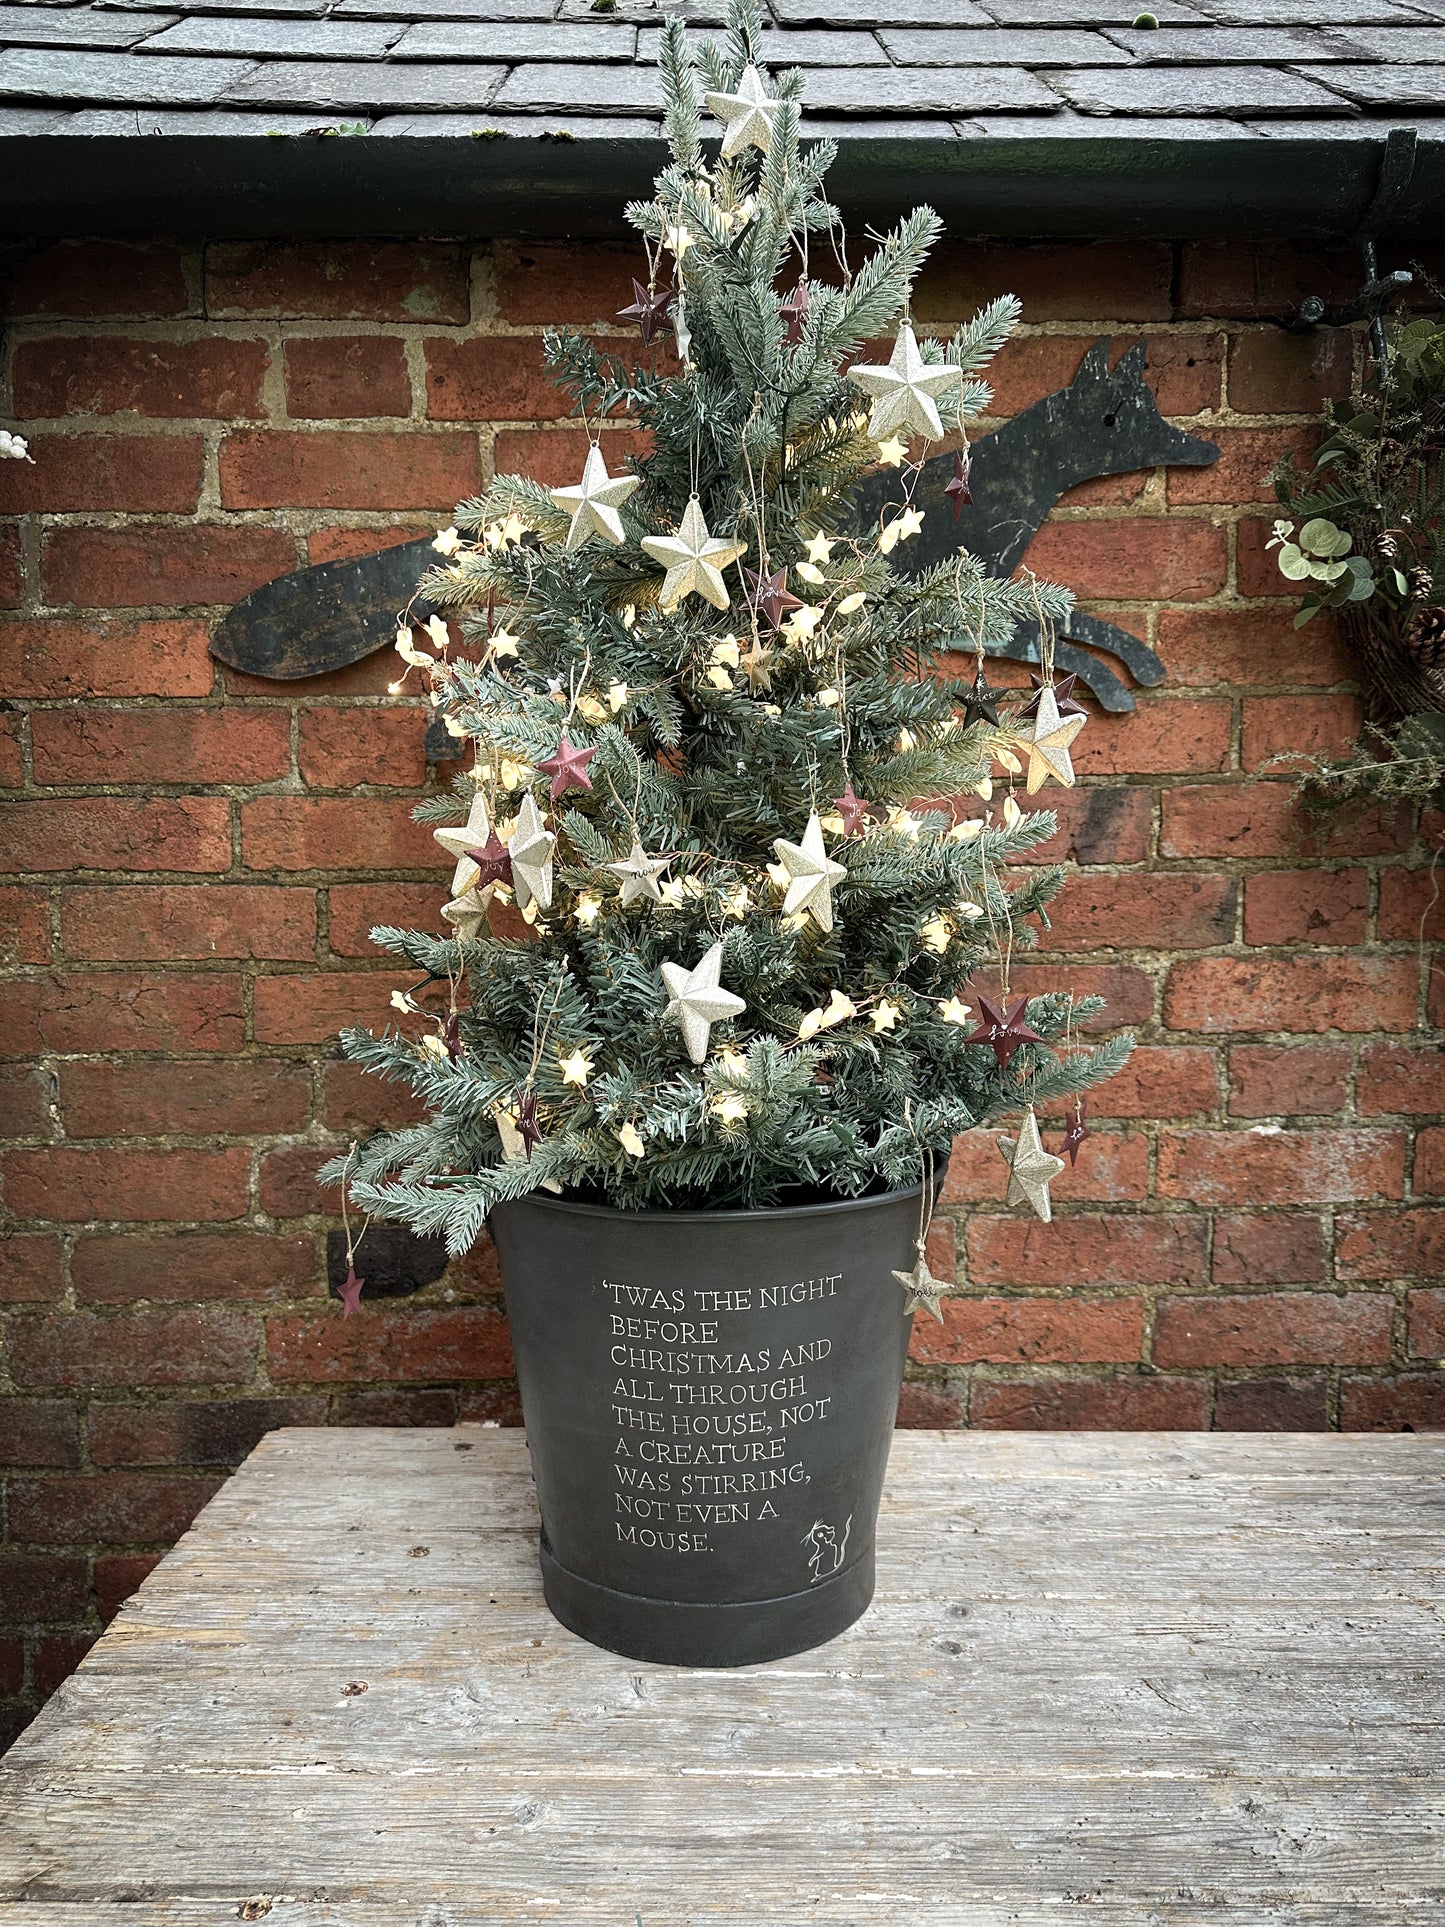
(607, 838, 672, 907)
(772, 810, 848, 933)
(1020, 670, 1087, 722)
(339, 1267, 365, 1318)
(703, 63, 780, 159)
(661, 940, 747, 1065)
(641, 498, 747, 611)
(441, 888, 491, 943)
(832, 781, 874, 834)
(997, 1107, 1067, 1223)
(739, 638, 774, 692)
(508, 794, 555, 912)
(779, 279, 810, 345)
(514, 1088, 544, 1155)
(960, 667, 1004, 731)
(1022, 684, 1086, 796)
(537, 732, 597, 802)
(617, 278, 673, 347)
(745, 565, 803, 631)
(963, 992, 1043, 1071)
(548, 446, 641, 551)
(1060, 1102, 1091, 1167)
(442, 1010, 463, 1062)
(847, 325, 964, 443)
(945, 449, 972, 521)
(892, 1240, 949, 1322)
(433, 791, 498, 894)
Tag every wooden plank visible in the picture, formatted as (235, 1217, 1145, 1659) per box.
(2, 1427, 1442, 1925)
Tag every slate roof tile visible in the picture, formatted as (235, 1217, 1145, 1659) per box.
(62, 100, 366, 122)
(1328, 24, 1445, 56)
(0, 5, 175, 44)
(392, 21, 637, 59)
(222, 55, 507, 105)
(332, 0, 552, 15)
(803, 63, 1062, 109)
(1103, 25, 1372, 60)
(0, 41, 250, 94)
(137, 15, 402, 53)
(770, 0, 992, 21)
(1054, 61, 1359, 113)
(97, 0, 328, 13)
(880, 27, 1130, 64)
(489, 59, 672, 109)
(1294, 59, 1445, 102)
(638, 24, 887, 60)
(977, 0, 1207, 21)
(371, 109, 661, 132)
(1193, 0, 1425, 18)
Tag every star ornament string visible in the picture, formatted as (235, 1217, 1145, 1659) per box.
(891, 1125, 949, 1323)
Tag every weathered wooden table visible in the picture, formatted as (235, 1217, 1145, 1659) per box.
(1, 1427, 1441, 1924)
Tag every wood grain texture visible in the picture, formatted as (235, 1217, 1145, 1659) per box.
(1, 1428, 1442, 1925)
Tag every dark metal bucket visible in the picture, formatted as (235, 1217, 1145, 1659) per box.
(487, 1184, 923, 1667)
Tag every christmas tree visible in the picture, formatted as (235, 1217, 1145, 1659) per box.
(330, 0, 1130, 1259)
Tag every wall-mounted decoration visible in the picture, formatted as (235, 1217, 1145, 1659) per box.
(209, 336, 1218, 720)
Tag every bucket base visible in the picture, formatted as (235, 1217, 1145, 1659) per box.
(538, 1535, 875, 1668)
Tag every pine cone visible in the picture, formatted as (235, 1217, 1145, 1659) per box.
(1403, 604, 1445, 677)
(1407, 564, 1434, 600)
(1375, 531, 1399, 562)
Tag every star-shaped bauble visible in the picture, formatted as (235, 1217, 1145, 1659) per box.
(703, 63, 780, 159)
(944, 449, 972, 521)
(465, 829, 514, 891)
(641, 498, 747, 612)
(779, 280, 810, 346)
(433, 792, 496, 894)
(608, 838, 672, 907)
(997, 1108, 1066, 1223)
(537, 732, 597, 802)
(847, 325, 964, 444)
(617, 278, 673, 347)
(1020, 671, 1087, 722)
(739, 639, 774, 691)
(960, 669, 1004, 731)
(661, 940, 747, 1065)
(1023, 684, 1086, 796)
(441, 887, 491, 943)
(832, 781, 874, 834)
(745, 565, 803, 631)
(963, 992, 1043, 1071)
(339, 1267, 365, 1318)
(508, 794, 555, 913)
(772, 810, 847, 933)
(548, 446, 641, 551)
(1061, 1103, 1091, 1167)
(892, 1243, 949, 1322)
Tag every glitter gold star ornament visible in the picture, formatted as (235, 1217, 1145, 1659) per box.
(703, 63, 780, 159)
(607, 838, 672, 907)
(1022, 684, 1086, 796)
(641, 498, 748, 611)
(548, 445, 641, 551)
(892, 1242, 949, 1322)
(997, 1107, 1067, 1222)
(847, 325, 964, 443)
(441, 888, 491, 942)
(661, 940, 747, 1065)
(433, 792, 495, 893)
(772, 811, 847, 933)
(508, 794, 555, 913)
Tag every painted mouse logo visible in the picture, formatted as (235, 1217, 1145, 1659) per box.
(802, 1515, 852, 1586)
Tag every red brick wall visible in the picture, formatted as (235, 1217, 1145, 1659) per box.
(2, 234, 1442, 1745)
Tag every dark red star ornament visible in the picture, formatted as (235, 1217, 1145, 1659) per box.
(832, 781, 874, 834)
(617, 278, 673, 348)
(745, 566, 803, 630)
(515, 1088, 544, 1158)
(443, 1010, 463, 1062)
(465, 829, 514, 890)
(779, 280, 810, 346)
(537, 732, 597, 802)
(1060, 1103, 1091, 1166)
(1020, 671, 1087, 721)
(339, 1268, 365, 1318)
(944, 450, 972, 522)
(962, 992, 1043, 1071)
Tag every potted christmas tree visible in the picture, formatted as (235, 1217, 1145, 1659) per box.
(331, 0, 1128, 1668)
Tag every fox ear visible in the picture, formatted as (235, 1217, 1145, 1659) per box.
(1114, 339, 1148, 385)
(1073, 336, 1112, 385)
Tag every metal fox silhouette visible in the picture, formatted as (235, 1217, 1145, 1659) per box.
(210, 336, 1217, 714)
(852, 337, 1219, 712)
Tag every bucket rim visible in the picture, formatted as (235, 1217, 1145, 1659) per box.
(491, 1179, 927, 1228)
